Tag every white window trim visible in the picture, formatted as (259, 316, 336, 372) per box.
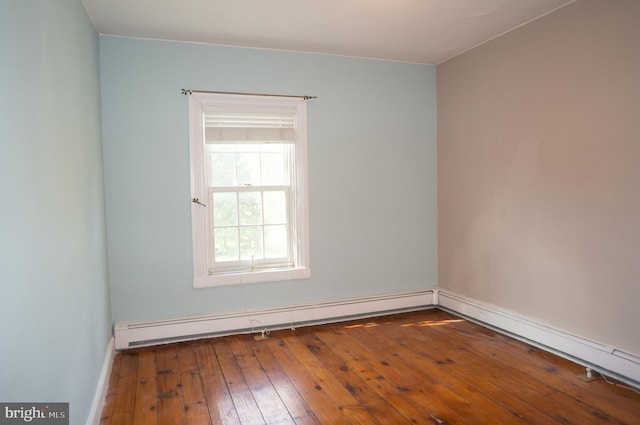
(188, 92, 311, 288)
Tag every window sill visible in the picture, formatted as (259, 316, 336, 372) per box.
(194, 266, 311, 288)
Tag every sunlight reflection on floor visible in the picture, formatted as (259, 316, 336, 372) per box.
(343, 318, 464, 329)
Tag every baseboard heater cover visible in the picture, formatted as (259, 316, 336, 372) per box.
(114, 290, 435, 350)
(112, 287, 640, 390)
(437, 289, 640, 389)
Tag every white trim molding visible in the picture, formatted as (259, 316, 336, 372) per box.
(114, 290, 435, 349)
(436, 289, 640, 389)
(86, 337, 115, 425)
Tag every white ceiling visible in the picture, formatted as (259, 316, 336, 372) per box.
(82, 0, 576, 64)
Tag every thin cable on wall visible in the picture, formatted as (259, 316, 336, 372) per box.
(181, 88, 317, 100)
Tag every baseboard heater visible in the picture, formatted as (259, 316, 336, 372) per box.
(114, 290, 435, 350)
(437, 290, 640, 389)
(113, 288, 640, 390)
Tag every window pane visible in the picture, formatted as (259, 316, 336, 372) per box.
(261, 144, 284, 153)
(240, 226, 263, 260)
(261, 153, 285, 185)
(209, 144, 235, 152)
(214, 228, 238, 262)
(264, 225, 288, 259)
(211, 153, 236, 186)
(239, 192, 262, 225)
(236, 144, 262, 152)
(263, 191, 287, 224)
(236, 153, 260, 185)
(212, 193, 237, 226)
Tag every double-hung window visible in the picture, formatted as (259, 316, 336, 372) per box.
(188, 92, 310, 287)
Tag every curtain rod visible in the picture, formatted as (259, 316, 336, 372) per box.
(181, 89, 316, 100)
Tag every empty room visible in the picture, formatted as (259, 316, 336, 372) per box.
(1, 0, 639, 424)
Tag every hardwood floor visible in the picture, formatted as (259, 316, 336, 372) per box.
(100, 309, 640, 424)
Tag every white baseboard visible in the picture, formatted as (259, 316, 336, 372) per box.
(437, 289, 640, 388)
(114, 289, 435, 349)
(86, 337, 115, 425)
(110, 287, 640, 389)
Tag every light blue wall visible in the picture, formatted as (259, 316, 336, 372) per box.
(100, 36, 437, 324)
(0, 1, 111, 424)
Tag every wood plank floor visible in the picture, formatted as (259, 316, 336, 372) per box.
(101, 309, 640, 425)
